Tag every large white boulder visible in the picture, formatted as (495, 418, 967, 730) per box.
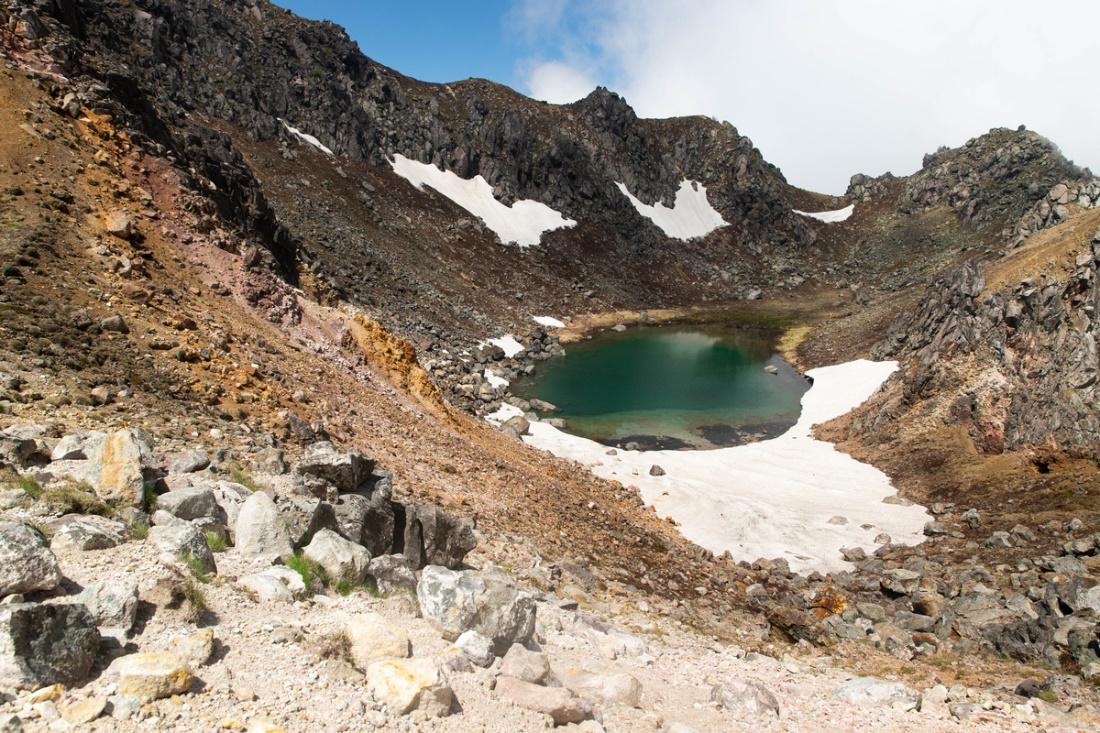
(234, 492, 292, 560)
(417, 565, 535, 655)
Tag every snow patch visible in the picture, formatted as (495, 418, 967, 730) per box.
(279, 119, 334, 156)
(532, 315, 566, 328)
(481, 335, 524, 358)
(484, 369, 509, 389)
(616, 180, 727, 240)
(793, 204, 854, 223)
(390, 154, 576, 247)
(491, 359, 928, 573)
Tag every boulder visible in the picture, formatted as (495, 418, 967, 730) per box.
(110, 652, 193, 700)
(0, 603, 100, 688)
(47, 515, 127, 553)
(239, 567, 307, 603)
(61, 697, 107, 725)
(155, 487, 226, 524)
(333, 491, 394, 557)
(167, 449, 210, 474)
(210, 481, 252, 540)
(501, 416, 530, 438)
(302, 528, 370, 584)
(454, 630, 495, 667)
(399, 504, 476, 570)
(495, 675, 592, 725)
(709, 678, 780, 716)
(294, 441, 374, 493)
(833, 677, 921, 711)
(50, 431, 105, 462)
(500, 644, 549, 684)
(277, 495, 337, 548)
(366, 658, 452, 717)
(76, 580, 139, 635)
(168, 629, 215, 668)
(366, 554, 417, 594)
(149, 523, 216, 575)
(235, 492, 292, 560)
(417, 565, 536, 654)
(85, 429, 151, 507)
(345, 612, 410, 669)
(0, 522, 61, 596)
(557, 665, 643, 707)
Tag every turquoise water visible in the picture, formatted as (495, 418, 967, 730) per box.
(512, 325, 809, 449)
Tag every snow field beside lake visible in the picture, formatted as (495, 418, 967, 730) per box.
(489, 359, 928, 573)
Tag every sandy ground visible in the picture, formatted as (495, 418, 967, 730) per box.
(492, 359, 930, 573)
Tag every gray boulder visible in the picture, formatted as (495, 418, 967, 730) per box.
(399, 504, 476, 570)
(710, 678, 780, 716)
(234, 492, 292, 560)
(50, 431, 106, 462)
(333, 490, 394, 556)
(48, 515, 127, 552)
(149, 523, 216, 575)
(417, 565, 535, 654)
(0, 522, 61, 596)
(84, 429, 152, 507)
(302, 528, 370, 583)
(155, 487, 226, 524)
(833, 677, 921, 711)
(293, 441, 374, 493)
(367, 554, 417, 594)
(167, 449, 210, 474)
(276, 495, 337, 548)
(0, 603, 100, 688)
(500, 644, 549, 684)
(76, 580, 139, 635)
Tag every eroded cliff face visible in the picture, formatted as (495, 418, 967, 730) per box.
(866, 215, 1100, 457)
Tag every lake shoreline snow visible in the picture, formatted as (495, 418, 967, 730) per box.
(489, 358, 928, 574)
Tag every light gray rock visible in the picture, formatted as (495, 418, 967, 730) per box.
(76, 580, 139, 634)
(50, 431, 105, 462)
(500, 644, 549, 684)
(0, 603, 100, 689)
(345, 612, 410, 669)
(454, 630, 495, 667)
(167, 449, 209, 474)
(417, 565, 536, 654)
(239, 566, 307, 603)
(367, 658, 452, 717)
(833, 677, 921, 711)
(149, 523, 216, 575)
(0, 523, 61, 596)
(709, 678, 779, 716)
(302, 528, 370, 583)
(366, 554, 417, 594)
(155, 487, 226, 524)
(209, 481, 251, 540)
(557, 665, 643, 707)
(501, 415, 529, 438)
(495, 675, 592, 725)
(84, 429, 152, 507)
(234, 492, 292, 560)
(48, 515, 127, 552)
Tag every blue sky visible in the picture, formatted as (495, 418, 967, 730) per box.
(271, 1, 1098, 194)
(273, 1, 550, 87)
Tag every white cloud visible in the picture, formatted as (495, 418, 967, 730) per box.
(514, 0, 1100, 193)
(523, 60, 597, 104)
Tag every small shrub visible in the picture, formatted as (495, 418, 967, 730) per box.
(229, 467, 263, 493)
(336, 576, 381, 597)
(142, 482, 158, 512)
(178, 552, 210, 583)
(1037, 689, 1058, 704)
(311, 630, 350, 662)
(130, 520, 149, 540)
(182, 578, 207, 616)
(16, 475, 42, 499)
(285, 552, 327, 590)
(204, 531, 228, 553)
(42, 482, 110, 516)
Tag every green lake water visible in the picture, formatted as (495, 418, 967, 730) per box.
(512, 324, 810, 449)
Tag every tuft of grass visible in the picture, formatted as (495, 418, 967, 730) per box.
(130, 520, 149, 540)
(285, 552, 328, 590)
(229, 467, 263, 493)
(16, 475, 42, 499)
(142, 482, 158, 513)
(41, 482, 110, 516)
(1037, 689, 1058, 704)
(204, 531, 228, 553)
(182, 578, 207, 615)
(335, 576, 381, 597)
(178, 552, 210, 583)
